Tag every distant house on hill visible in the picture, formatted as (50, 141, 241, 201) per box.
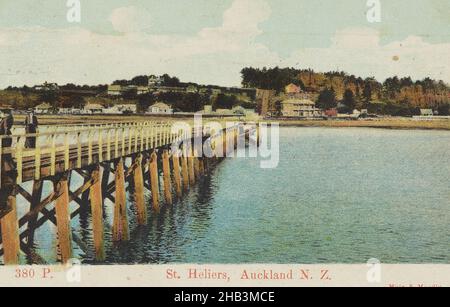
(148, 76, 163, 87)
(281, 98, 321, 117)
(153, 86, 185, 94)
(104, 104, 137, 114)
(34, 82, 59, 92)
(137, 86, 149, 95)
(420, 109, 434, 116)
(148, 102, 173, 114)
(84, 103, 104, 114)
(59, 107, 82, 115)
(107, 85, 123, 96)
(285, 83, 301, 95)
(34, 102, 53, 114)
(186, 85, 199, 93)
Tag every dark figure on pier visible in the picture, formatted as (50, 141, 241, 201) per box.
(25, 111, 38, 148)
(0, 110, 16, 218)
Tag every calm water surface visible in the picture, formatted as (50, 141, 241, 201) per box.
(21, 127, 450, 264)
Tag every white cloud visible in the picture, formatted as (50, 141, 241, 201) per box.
(109, 6, 152, 33)
(0, 1, 449, 89)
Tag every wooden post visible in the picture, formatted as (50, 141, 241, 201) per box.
(16, 139, 23, 184)
(27, 180, 43, 247)
(199, 157, 205, 176)
(89, 166, 105, 261)
(77, 132, 82, 168)
(172, 152, 183, 198)
(133, 155, 147, 225)
(257, 124, 261, 147)
(193, 149, 200, 180)
(64, 133, 70, 171)
(113, 159, 129, 241)
(162, 150, 173, 205)
(88, 131, 93, 165)
(55, 175, 72, 264)
(0, 190, 20, 265)
(188, 146, 196, 186)
(181, 149, 189, 191)
(50, 135, 56, 176)
(149, 152, 160, 211)
(222, 130, 227, 157)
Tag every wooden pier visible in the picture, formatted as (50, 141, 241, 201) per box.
(0, 121, 255, 265)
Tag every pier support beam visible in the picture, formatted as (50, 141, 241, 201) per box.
(133, 155, 147, 225)
(181, 150, 189, 191)
(149, 152, 160, 211)
(193, 150, 200, 180)
(162, 150, 173, 205)
(89, 165, 105, 261)
(113, 159, 129, 241)
(0, 189, 20, 265)
(27, 180, 43, 247)
(172, 153, 182, 198)
(188, 147, 195, 186)
(55, 175, 72, 264)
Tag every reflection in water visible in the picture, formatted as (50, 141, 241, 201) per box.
(80, 163, 218, 265)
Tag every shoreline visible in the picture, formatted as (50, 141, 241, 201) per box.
(11, 114, 450, 131)
(270, 119, 450, 131)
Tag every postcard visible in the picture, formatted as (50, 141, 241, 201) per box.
(0, 0, 449, 292)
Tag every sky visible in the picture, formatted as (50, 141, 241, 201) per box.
(0, 0, 449, 88)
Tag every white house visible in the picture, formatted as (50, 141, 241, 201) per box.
(137, 86, 149, 95)
(186, 85, 199, 93)
(34, 102, 53, 114)
(148, 76, 163, 87)
(107, 85, 123, 96)
(104, 104, 137, 114)
(420, 109, 434, 116)
(84, 103, 104, 114)
(148, 102, 173, 114)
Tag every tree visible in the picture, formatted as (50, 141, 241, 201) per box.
(138, 93, 155, 112)
(316, 88, 337, 110)
(130, 75, 149, 86)
(212, 94, 239, 110)
(38, 90, 59, 109)
(363, 83, 372, 106)
(161, 74, 180, 87)
(437, 104, 450, 116)
(342, 89, 356, 112)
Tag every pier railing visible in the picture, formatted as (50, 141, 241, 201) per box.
(0, 121, 204, 184)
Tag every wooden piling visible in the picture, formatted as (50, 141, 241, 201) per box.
(172, 152, 183, 198)
(89, 166, 105, 261)
(55, 175, 72, 263)
(149, 152, 160, 211)
(0, 191, 20, 265)
(113, 159, 129, 241)
(27, 180, 43, 247)
(162, 150, 173, 205)
(181, 151, 189, 191)
(188, 147, 196, 186)
(199, 157, 205, 176)
(133, 155, 147, 225)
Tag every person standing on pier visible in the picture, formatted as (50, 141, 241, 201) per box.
(25, 110, 38, 148)
(0, 109, 16, 217)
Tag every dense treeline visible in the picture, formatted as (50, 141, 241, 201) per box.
(242, 67, 450, 114)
